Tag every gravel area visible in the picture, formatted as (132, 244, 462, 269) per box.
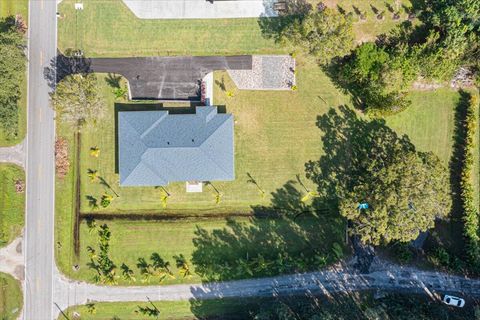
(228, 55, 295, 90)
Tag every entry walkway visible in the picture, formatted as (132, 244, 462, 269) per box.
(122, 0, 277, 19)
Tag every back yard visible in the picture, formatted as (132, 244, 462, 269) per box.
(55, 0, 479, 286)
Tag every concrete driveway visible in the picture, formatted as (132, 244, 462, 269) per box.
(122, 0, 277, 19)
(90, 55, 252, 100)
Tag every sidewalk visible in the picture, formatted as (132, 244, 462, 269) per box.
(122, 0, 277, 19)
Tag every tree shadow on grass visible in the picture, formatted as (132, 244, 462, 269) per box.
(43, 52, 92, 90)
(257, 0, 312, 42)
(191, 180, 346, 283)
(427, 90, 471, 254)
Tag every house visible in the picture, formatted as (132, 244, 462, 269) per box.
(118, 106, 234, 186)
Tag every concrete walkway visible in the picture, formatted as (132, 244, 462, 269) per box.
(122, 0, 277, 19)
(0, 236, 24, 281)
(0, 139, 25, 168)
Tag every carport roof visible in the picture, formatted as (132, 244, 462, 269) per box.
(118, 106, 234, 186)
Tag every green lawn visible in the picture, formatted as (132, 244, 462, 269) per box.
(57, 0, 412, 58)
(58, 0, 283, 57)
(74, 64, 347, 215)
(62, 292, 478, 320)
(57, 211, 346, 284)
(0, 273, 22, 320)
(0, 0, 28, 146)
(0, 164, 25, 247)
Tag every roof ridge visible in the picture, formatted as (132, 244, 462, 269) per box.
(198, 118, 233, 177)
(140, 112, 169, 139)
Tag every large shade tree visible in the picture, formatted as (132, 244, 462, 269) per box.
(51, 73, 105, 127)
(0, 17, 26, 139)
(276, 7, 355, 64)
(306, 107, 451, 245)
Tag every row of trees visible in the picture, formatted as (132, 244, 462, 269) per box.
(269, 1, 479, 116)
(337, 0, 480, 115)
(0, 16, 26, 139)
(86, 222, 193, 284)
(461, 94, 480, 270)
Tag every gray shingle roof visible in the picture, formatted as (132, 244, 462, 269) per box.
(118, 106, 234, 186)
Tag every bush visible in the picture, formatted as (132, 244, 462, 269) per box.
(337, 42, 418, 116)
(461, 94, 480, 270)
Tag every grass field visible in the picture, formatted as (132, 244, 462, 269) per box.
(0, 164, 25, 248)
(58, 211, 345, 284)
(62, 292, 479, 320)
(57, 0, 413, 57)
(0, 0, 28, 146)
(58, 0, 283, 57)
(0, 273, 22, 320)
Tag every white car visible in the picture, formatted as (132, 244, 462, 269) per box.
(443, 295, 465, 307)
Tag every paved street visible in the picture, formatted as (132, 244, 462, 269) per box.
(51, 262, 480, 317)
(24, 0, 57, 319)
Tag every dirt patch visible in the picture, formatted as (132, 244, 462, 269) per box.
(55, 138, 69, 179)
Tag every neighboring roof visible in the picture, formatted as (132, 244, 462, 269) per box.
(118, 106, 234, 186)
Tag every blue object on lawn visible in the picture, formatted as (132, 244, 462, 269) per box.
(358, 202, 369, 210)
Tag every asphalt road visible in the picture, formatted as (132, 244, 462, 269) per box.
(25, 0, 57, 319)
(52, 264, 480, 317)
(89, 56, 252, 100)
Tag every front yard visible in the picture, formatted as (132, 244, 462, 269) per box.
(0, 164, 25, 247)
(0, 272, 22, 320)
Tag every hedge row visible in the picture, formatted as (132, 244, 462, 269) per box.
(461, 94, 480, 270)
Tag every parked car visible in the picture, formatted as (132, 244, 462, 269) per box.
(443, 295, 465, 307)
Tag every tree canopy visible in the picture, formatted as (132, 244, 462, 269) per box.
(0, 17, 26, 139)
(306, 107, 451, 245)
(338, 42, 418, 116)
(51, 73, 105, 127)
(277, 7, 355, 64)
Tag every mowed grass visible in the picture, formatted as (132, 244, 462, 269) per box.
(0, 164, 25, 248)
(0, 0, 28, 146)
(0, 0, 27, 17)
(58, 205, 346, 284)
(324, 0, 415, 42)
(76, 62, 348, 215)
(57, 0, 412, 58)
(0, 273, 22, 320)
(62, 300, 194, 320)
(58, 0, 283, 57)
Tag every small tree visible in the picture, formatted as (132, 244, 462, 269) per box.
(90, 146, 100, 157)
(121, 263, 136, 283)
(100, 193, 114, 208)
(174, 254, 192, 279)
(86, 302, 96, 315)
(87, 169, 99, 182)
(51, 73, 105, 128)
